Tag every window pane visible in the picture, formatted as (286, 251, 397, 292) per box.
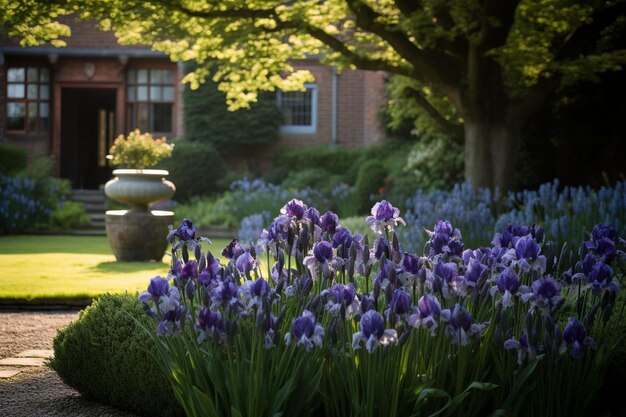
(280, 88, 313, 126)
(150, 86, 162, 101)
(127, 86, 136, 101)
(137, 69, 148, 83)
(40, 102, 49, 131)
(138, 103, 150, 131)
(27, 84, 38, 99)
(163, 69, 175, 84)
(127, 69, 136, 84)
(28, 102, 38, 130)
(137, 86, 148, 101)
(126, 103, 136, 129)
(40, 68, 50, 82)
(39, 102, 49, 117)
(150, 69, 165, 83)
(27, 67, 38, 82)
(7, 102, 26, 130)
(40, 84, 49, 100)
(153, 103, 173, 132)
(163, 86, 174, 102)
(8, 84, 25, 98)
(8, 68, 25, 82)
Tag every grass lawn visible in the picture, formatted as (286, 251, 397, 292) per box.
(0, 235, 230, 304)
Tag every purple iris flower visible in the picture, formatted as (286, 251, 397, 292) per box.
(174, 219, 195, 241)
(241, 277, 272, 311)
(181, 260, 199, 280)
(491, 268, 525, 308)
(196, 307, 225, 343)
(521, 276, 563, 313)
(139, 276, 181, 315)
(281, 199, 307, 219)
(588, 262, 619, 294)
(591, 224, 618, 243)
(366, 200, 406, 234)
(332, 227, 362, 252)
(464, 258, 487, 286)
(374, 235, 389, 260)
(284, 310, 325, 351)
(402, 253, 421, 275)
(441, 304, 485, 346)
(504, 329, 538, 364)
(313, 241, 333, 262)
(515, 235, 541, 260)
(434, 219, 454, 236)
(434, 261, 458, 284)
(210, 279, 241, 312)
(352, 310, 398, 352)
(320, 211, 340, 235)
(222, 239, 245, 260)
(563, 318, 596, 359)
(304, 207, 320, 226)
(322, 283, 359, 318)
(157, 305, 188, 337)
(389, 288, 412, 316)
(235, 252, 257, 276)
(408, 293, 442, 336)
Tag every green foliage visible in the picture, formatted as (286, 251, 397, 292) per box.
(158, 140, 227, 201)
(174, 195, 237, 228)
(404, 134, 464, 192)
(282, 168, 343, 195)
(47, 201, 90, 232)
(354, 160, 387, 214)
(272, 145, 361, 184)
(50, 293, 183, 417)
(0, 144, 27, 175)
(184, 64, 281, 152)
(107, 130, 174, 169)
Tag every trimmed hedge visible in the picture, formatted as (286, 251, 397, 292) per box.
(50, 294, 183, 417)
(159, 140, 227, 201)
(0, 144, 27, 175)
(355, 160, 387, 213)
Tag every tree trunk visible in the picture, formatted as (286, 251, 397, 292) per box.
(464, 117, 521, 192)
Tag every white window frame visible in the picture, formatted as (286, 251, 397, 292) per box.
(277, 83, 317, 134)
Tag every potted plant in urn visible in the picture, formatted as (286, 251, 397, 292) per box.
(104, 130, 176, 262)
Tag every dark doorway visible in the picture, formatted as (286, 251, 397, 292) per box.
(61, 88, 116, 189)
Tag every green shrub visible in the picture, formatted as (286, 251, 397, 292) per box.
(159, 140, 227, 201)
(354, 160, 387, 213)
(272, 145, 362, 182)
(404, 134, 463, 191)
(174, 195, 238, 228)
(50, 294, 183, 417)
(0, 144, 27, 175)
(47, 201, 90, 232)
(282, 168, 343, 194)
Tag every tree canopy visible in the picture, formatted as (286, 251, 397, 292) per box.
(4, 0, 626, 190)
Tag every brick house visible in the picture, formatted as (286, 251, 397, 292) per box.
(0, 17, 386, 189)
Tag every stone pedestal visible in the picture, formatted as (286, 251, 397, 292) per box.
(105, 210, 174, 262)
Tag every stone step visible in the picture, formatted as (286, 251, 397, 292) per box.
(0, 357, 46, 366)
(0, 369, 21, 379)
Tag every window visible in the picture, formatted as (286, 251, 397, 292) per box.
(277, 84, 317, 134)
(6, 66, 50, 133)
(126, 68, 175, 134)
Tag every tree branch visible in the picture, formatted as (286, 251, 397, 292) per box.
(345, 0, 462, 91)
(403, 86, 464, 142)
(165, 0, 277, 20)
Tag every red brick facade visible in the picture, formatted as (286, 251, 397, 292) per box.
(1, 18, 386, 187)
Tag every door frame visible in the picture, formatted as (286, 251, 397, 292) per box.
(53, 82, 125, 176)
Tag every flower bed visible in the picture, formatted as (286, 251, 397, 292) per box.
(139, 199, 625, 417)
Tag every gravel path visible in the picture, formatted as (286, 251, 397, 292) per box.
(0, 311, 140, 417)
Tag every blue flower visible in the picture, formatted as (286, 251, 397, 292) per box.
(366, 200, 406, 234)
(284, 310, 325, 351)
(515, 235, 540, 261)
(563, 318, 596, 359)
(402, 253, 421, 275)
(235, 252, 258, 277)
(139, 276, 181, 315)
(491, 268, 527, 308)
(332, 227, 362, 253)
(388, 288, 412, 317)
(303, 207, 320, 226)
(352, 310, 398, 352)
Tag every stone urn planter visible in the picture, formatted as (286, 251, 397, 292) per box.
(104, 169, 176, 262)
